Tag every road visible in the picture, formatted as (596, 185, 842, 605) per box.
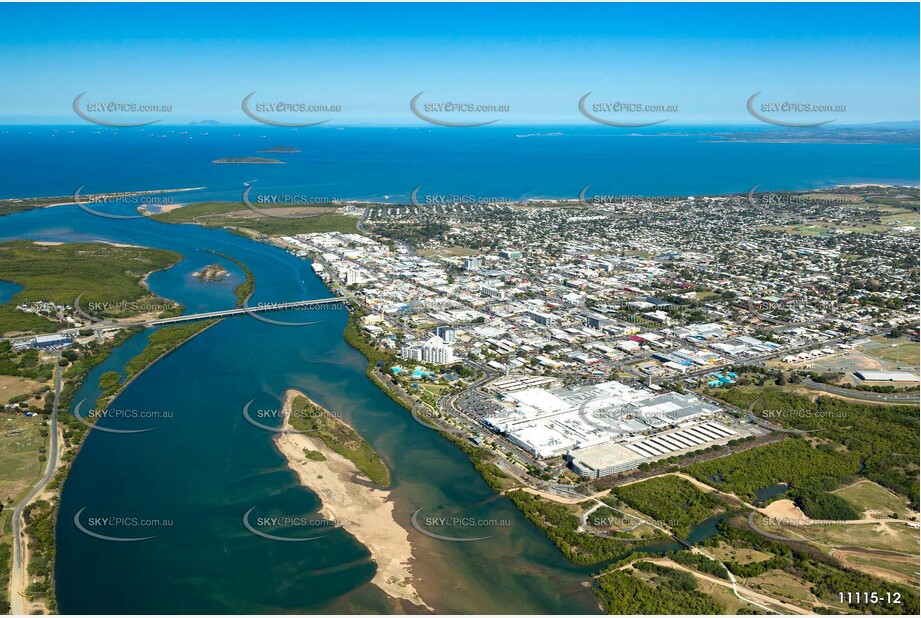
(646, 558, 808, 615)
(746, 296, 826, 331)
(9, 360, 62, 615)
(747, 511, 920, 543)
(4, 297, 352, 345)
(441, 373, 548, 474)
(802, 378, 919, 403)
(581, 496, 783, 614)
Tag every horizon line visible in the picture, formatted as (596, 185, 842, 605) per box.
(1, 121, 918, 128)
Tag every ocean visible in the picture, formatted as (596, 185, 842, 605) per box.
(0, 124, 917, 614)
(1, 125, 917, 204)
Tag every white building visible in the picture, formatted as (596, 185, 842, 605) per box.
(528, 310, 554, 326)
(401, 336, 455, 365)
(481, 285, 507, 300)
(482, 381, 731, 464)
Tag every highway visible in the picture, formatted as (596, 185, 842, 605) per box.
(801, 378, 919, 403)
(9, 359, 61, 615)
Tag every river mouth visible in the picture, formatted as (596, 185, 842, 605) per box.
(3, 124, 915, 615)
(5, 216, 597, 614)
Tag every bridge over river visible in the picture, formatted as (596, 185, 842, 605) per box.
(4, 297, 353, 346)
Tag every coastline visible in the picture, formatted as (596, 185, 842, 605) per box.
(11, 317, 220, 612)
(273, 389, 431, 611)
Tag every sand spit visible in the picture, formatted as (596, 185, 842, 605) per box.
(274, 389, 431, 611)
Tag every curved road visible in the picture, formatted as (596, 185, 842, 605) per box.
(582, 497, 781, 614)
(802, 379, 919, 404)
(9, 361, 61, 615)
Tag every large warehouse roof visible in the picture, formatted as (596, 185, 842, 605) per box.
(854, 371, 919, 382)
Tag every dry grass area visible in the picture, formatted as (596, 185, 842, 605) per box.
(743, 569, 815, 607)
(691, 575, 751, 614)
(833, 479, 915, 519)
(831, 549, 920, 587)
(761, 518, 918, 554)
(707, 542, 774, 566)
(0, 375, 45, 405)
(0, 413, 47, 505)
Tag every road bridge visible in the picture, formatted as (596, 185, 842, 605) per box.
(4, 297, 353, 346)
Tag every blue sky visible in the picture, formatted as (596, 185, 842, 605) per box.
(1, 2, 918, 125)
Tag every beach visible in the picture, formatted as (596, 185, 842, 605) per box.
(273, 389, 431, 611)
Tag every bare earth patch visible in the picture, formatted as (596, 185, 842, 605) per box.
(761, 499, 807, 521)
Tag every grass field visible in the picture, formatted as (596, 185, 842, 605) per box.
(0, 413, 47, 505)
(418, 383, 450, 398)
(863, 337, 920, 367)
(880, 210, 921, 227)
(744, 569, 814, 604)
(0, 240, 182, 334)
(694, 291, 721, 301)
(762, 222, 889, 235)
(707, 542, 774, 566)
(151, 201, 359, 236)
(833, 480, 914, 518)
(0, 375, 45, 406)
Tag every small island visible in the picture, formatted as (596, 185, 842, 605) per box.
(274, 389, 428, 610)
(287, 392, 390, 486)
(193, 264, 229, 283)
(211, 157, 284, 165)
(259, 145, 301, 153)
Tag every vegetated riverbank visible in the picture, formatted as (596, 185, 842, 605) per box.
(329, 275, 918, 615)
(1, 241, 202, 612)
(95, 320, 219, 409)
(286, 391, 390, 487)
(204, 249, 253, 307)
(273, 389, 430, 610)
(340, 306, 513, 492)
(0, 240, 183, 335)
(14, 319, 219, 611)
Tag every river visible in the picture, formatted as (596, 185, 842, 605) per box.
(0, 206, 598, 614)
(1, 125, 916, 613)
